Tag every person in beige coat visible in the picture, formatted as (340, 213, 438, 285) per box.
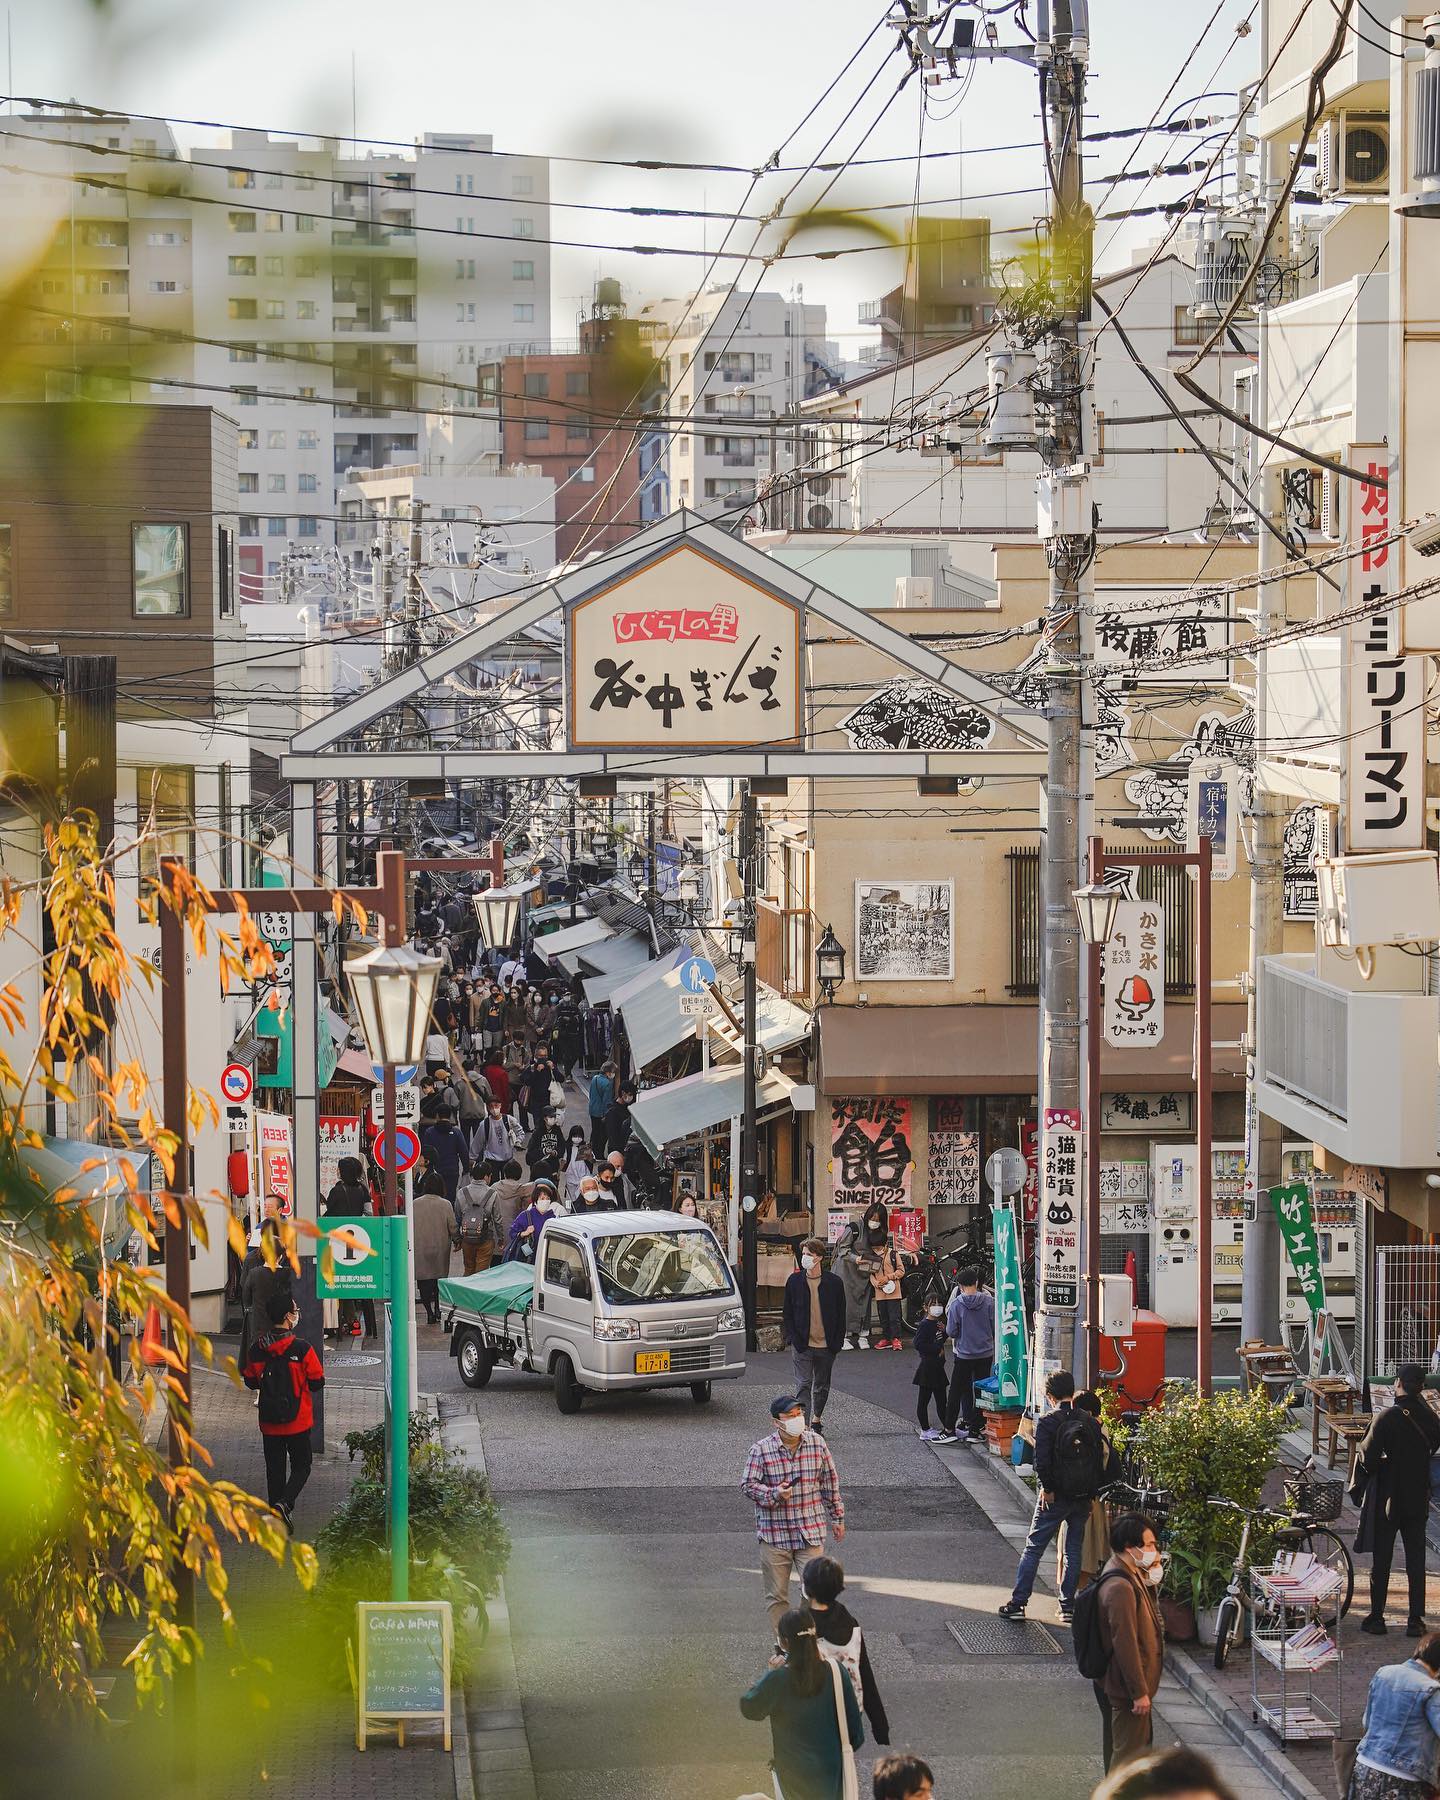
(1095, 1512, 1165, 1773)
(412, 1184, 459, 1324)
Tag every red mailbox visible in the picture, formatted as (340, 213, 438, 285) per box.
(1098, 1308, 1168, 1413)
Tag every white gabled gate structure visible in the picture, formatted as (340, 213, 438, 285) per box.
(278, 508, 1051, 1237)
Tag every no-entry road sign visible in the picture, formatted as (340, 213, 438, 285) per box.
(374, 1125, 421, 1175)
(220, 1062, 254, 1106)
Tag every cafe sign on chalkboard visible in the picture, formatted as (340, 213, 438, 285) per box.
(356, 1600, 452, 1750)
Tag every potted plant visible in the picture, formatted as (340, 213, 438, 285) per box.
(1108, 1385, 1286, 1645)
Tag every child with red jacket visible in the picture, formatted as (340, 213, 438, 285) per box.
(242, 1290, 324, 1531)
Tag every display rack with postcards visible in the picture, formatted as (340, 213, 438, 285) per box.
(1249, 1553, 1342, 1743)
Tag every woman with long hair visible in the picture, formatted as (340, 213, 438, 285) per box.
(741, 1607, 863, 1800)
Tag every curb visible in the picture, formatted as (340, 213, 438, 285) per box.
(945, 1437, 1330, 1798)
(439, 1397, 539, 1800)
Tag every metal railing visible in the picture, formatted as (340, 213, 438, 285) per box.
(1006, 846, 1195, 995)
(1374, 1246, 1440, 1376)
(1259, 959, 1348, 1119)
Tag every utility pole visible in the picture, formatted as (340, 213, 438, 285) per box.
(1033, 1, 1094, 1374)
(739, 780, 760, 1352)
(1240, 52, 1285, 1345)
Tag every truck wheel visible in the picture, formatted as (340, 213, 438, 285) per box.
(553, 1353, 584, 1414)
(458, 1331, 494, 1390)
(690, 1381, 713, 1404)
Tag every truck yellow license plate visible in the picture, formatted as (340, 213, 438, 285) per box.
(635, 1350, 670, 1374)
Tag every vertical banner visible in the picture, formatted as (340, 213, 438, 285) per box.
(927, 1098, 980, 1208)
(1040, 1106, 1081, 1311)
(1344, 450, 1424, 851)
(1103, 899, 1166, 1048)
(992, 1202, 1029, 1406)
(1187, 764, 1237, 880)
(1269, 1181, 1328, 1318)
(257, 1113, 293, 1217)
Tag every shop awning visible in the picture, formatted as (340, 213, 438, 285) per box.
(575, 931, 652, 979)
(617, 966, 697, 1070)
(335, 1048, 378, 1084)
(708, 988, 814, 1059)
(583, 945, 686, 1009)
(530, 901, 591, 930)
(534, 917, 612, 964)
(818, 1002, 1247, 1096)
(629, 1066, 799, 1161)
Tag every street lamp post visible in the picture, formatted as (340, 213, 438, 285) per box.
(346, 941, 441, 1602)
(814, 923, 846, 1004)
(738, 782, 759, 1353)
(471, 883, 523, 964)
(1073, 847, 1122, 1388)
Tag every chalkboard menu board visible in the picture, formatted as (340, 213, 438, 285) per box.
(356, 1601, 452, 1750)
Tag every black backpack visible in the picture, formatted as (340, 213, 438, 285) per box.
(1052, 1408, 1106, 1499)
(256, 1339, 307, 1427)
(1071, 1569, 1125, 1679)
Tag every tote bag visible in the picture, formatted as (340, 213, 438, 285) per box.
(770, 1663, 859, 1800)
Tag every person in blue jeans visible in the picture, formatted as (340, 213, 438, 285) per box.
(999, 1369, 1104, 1621)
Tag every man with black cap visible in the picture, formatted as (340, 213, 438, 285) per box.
(1357, 1361, 1440, 1634)
(242, 1289, 325, 1532)
(741, 1394, 846, 1636)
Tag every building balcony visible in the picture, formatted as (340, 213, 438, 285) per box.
(1254, 952, 1439, 1167)
(1262, 275, 1387, 460)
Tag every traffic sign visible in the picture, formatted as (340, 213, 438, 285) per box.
(220, 1062, 254, 1105)
(676, 955, 716, 995)
(985, 1146, 1027, 1198)
(317, 1219, 389, 1299)
(375, 1125, 421, 1174)
(370, 1062, 418, 1090)
(370, 1082, 420, 1125)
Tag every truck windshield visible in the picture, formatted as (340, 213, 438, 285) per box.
(592, 1229, 734, 1306)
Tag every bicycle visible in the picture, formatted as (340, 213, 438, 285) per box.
(1208, 1460, 1354, 1670)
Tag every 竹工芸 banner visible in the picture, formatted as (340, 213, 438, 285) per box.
(1269, 1181, 1327, 1318)
(992, 1202, 1029, 1407)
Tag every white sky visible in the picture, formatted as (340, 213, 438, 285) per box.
(10, 0, 1259, 349)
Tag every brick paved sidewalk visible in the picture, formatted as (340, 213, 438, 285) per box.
(117, 1362, 458, 1800)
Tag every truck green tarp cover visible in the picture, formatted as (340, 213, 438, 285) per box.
(438, 1263, 536, 1318)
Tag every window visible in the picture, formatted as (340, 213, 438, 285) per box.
(131, 522, 189, 617)
(565, 370, 590, 397)
(229, 344, 256, 367)
(512, 259, 534, 281)
(756, 353, 772, 372)
(267, 474, 286, 493)
(227, 255, 255, 277)
(135, 766, 195, 886)
(297, 516, 318, 538)
(513, 302, 534, 322)
(227, 168, 255, 189)
(146, 230, 183, 247)
(295, 214, 316, 233)
(297, 430, 319, 450)
(264, 299, 286, 319)
(543, 1235, 585, 1290)
(298, 472, 318, 493)
(238, 429, 258, 449)
(577, 465, 595, 483)
(263, 255, 284, 277)
(513, 174, 535, 195)
(593, 1230, 732, 1304)
(217, 524, 236, 618)
(228, 212, 256, 233)
(296, 299, 317, 320)
(294, 256, 318, 277)
(523, 419, 549, 441)
(455, 258, 476, 279)
(263, 212, 284, 232)
(238, 472, 259, 492)
(235, 387, 258, 407)
(228, 298, 257, 320)
(265, 172, 284, 190)
(512, 217, 534, 238)
(298, 386, 317, 400)
(679, 437, 689, 457)
(523, 373, 548, 397)
(266, 517, 286, 537)
(239, 515, 259, 536)
(566, 420, 591, 440)
(1173, 304, 1203, 346)
(0, 524, 11, 617)
(267, 430, 286, 449)
(295, 176, 314, 191)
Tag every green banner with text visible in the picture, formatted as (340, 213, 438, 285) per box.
(1269, 1181, 1327, 1318)
(991, 1202, 1029, 1407)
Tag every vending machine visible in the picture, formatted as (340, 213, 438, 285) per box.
(1151, 1146, 1201, 1327)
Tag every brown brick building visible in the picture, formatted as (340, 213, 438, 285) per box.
(0, 402, 240, 715)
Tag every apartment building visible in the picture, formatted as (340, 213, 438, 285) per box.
(0, 106, 551, 595)
(858, 215, 996, 366)
(636, 285, 843, 517)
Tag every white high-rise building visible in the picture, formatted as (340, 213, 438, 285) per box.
(0, 107, 552, 596)
(636, 285, 842, 516)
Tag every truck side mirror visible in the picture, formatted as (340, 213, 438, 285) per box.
(568, 1274, 592, 1301)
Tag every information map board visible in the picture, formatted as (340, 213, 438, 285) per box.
(355, 1600, 452, 1750)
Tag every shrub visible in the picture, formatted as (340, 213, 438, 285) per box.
(1112, 1385, 1286, 1612)
(312, 1411, 510, 1680)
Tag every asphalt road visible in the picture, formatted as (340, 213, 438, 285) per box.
(431, 1334, 1125, 1800)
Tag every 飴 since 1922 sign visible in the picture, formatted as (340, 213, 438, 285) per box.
(567, 543, 802, 749)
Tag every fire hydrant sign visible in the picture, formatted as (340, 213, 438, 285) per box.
(1102, 899, 1165, 1049)
(1269, 1180, 1327, 1318)
(1040, 1107, 1081, 1312)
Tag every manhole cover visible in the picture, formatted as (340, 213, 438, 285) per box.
(945, 1616, 1064, 1656)
(330, 1354, 382, 1367)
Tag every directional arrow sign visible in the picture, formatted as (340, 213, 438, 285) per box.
(371, 1062, 419, 1090)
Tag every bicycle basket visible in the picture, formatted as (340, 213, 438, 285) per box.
(1284, 1474, 1344, 1523)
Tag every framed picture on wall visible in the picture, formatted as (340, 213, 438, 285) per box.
(854, 879, 954, 981)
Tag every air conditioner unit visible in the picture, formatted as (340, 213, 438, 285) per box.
(805, 501, 833, 530)
(1315, 850, 1440, 948)
(894, 576, 935, 607)
(1318, 113, 1390, 199)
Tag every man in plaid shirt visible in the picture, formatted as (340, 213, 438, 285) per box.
(742, 1393, 847, 1634)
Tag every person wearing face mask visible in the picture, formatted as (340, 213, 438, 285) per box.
(782, 1241, 847, 1437)
(505, 1177, 561, 1262)
(1092, 1512, 1166, 1773)
(911, 1301, 952, 1442)
(742, 1395, 847, 1637)
(474, 1098, 520, 1170)
(570, 1176, 610, 1217)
